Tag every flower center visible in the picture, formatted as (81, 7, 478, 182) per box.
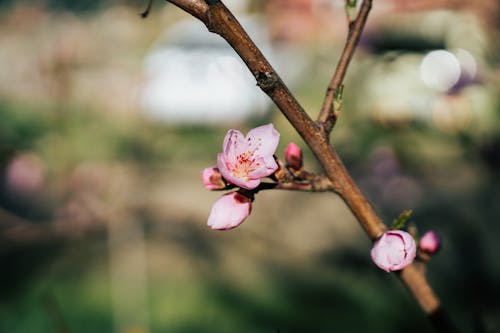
(231, 151, 260, 179)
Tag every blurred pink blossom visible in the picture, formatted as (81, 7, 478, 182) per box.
(217, 124, 279, 190)
(207, 192, 252, 230)
(201, 166, 225, 190)
(5, 152, 45, 196)
(371, 230, 416, 272)
(285, 142, 303, 170)
(419, 230, 441, 254)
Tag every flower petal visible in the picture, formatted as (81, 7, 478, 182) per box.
(222, 129, 246, 163)
(245, 124, 280, 158)
(247, 155, 278, 179)
(207, 192, 251, 230)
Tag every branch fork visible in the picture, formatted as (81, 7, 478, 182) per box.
(155, 0, 458, 331)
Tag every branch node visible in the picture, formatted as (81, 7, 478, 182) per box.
(255, 71, 279, 93)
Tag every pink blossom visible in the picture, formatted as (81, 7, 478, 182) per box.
(285, 142, 303, 170)
(371, 230, 416, 272)
(207, 192, 252, 230)
(419, 230, 441, 254)
(217, 124, 280, 190)
(202, 167, 225, 190)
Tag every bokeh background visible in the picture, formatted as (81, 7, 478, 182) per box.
(1, 0, 499, 332)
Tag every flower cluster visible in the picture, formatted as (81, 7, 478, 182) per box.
(203, 124, 442, 274)
(202, 124, 281, 230)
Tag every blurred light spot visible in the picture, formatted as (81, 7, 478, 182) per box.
(432, 95, 471, 133)
(454, 48, 477, 80)
(420, 50, 461, 91)
(140, 18, 271, 124)
(372, 97, 412, 127)
(6, 153, 45, 196)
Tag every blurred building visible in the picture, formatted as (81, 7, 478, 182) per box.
(139, 0, 340, 125)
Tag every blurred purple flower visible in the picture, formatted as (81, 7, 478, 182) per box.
(6, 153, 45, 196)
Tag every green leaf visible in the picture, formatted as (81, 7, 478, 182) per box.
(345, 0, 358, 22)
(392, 210, 413, 230)
(346, 0, 357, 8)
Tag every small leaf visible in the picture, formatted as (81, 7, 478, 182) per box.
(392, 209, 412, 230)
(345, 0, 358, 22)
(346, 0, 357, 7)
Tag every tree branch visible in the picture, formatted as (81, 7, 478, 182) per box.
(163, 0, 456, 331)
(166, 0, 209, 20)
(317, 0, 372, 133)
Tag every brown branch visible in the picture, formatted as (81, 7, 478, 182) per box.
(164, 0, 455, 331)
(167, 0, 209, 20)
(317, 0, 372, 133)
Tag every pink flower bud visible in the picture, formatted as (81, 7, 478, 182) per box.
(207, 192, 252, 230)
(371, 230, 416, 272)
(285, 142, 303, 170)
(419, 230, 441, 254)
(202, 167, 225, 190)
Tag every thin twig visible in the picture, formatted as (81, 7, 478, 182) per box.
(258, 176, 334, 192)
(317, 0, 372, 133)
(140, 0, 154, 18)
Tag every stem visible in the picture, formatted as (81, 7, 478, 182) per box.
(258, 176, 334, 192)
(163, 1, 457, 331)
(140, 0, 154, 18)
(317, 0, 372, 133)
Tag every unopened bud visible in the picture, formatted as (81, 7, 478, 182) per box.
(207, 192, 252, 230)
(371, 230, 416, 272)
(202, 167, 225, 190)
(285, 142, 303, 170)
(419, 230, 441, 254)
